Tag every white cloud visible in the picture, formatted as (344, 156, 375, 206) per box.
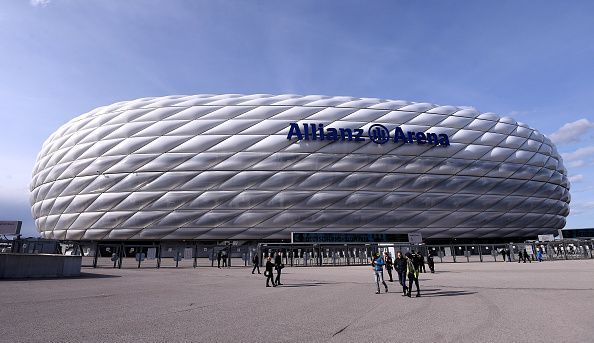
(30, 0, 50, 7)
(562, 146, 594, 162)
(569, 174, 584, 183)
(570, 201, 594, 215)
(567, 160, 585, 168)
(548, 118, 594, 144)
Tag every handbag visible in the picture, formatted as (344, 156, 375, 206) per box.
(264, 271, 270, 277)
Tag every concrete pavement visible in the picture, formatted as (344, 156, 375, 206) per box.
(1, 260, 593, 342)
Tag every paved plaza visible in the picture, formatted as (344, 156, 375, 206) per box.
(1, 260, 593, 343)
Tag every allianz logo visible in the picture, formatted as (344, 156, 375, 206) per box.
(286, 122, 450, 146)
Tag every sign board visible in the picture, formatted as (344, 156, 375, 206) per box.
(538, 234, 555, 242)
(0, 221, 22, 235)
(291, 232, 407, 243)
(286, 123, 450, 146)
(184, 248, 193, 259)
(147, 248, 156, 260)
(407, 232, 423, 244)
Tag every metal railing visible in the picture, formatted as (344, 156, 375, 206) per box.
(13, 238, 591, 269)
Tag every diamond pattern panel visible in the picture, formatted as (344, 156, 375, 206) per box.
(30, 94, 570, 240)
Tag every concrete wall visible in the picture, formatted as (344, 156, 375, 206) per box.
(0, 253, 81, 278)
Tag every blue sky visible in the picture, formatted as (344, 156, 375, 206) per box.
(1, 0, 593, 237)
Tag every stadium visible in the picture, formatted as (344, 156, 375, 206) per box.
(30, 94, 570, 244)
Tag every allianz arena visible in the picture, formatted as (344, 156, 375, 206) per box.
(30, 94, 570, 242)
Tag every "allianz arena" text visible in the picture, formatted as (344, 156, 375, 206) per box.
(286, 122, 450, 146)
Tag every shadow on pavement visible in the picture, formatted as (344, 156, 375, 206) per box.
(279, 282, 337, 288)
(418, 290, 476, 297)
(1, 272, 122, 281)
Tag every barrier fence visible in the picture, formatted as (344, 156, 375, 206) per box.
(2, 239, 592, 269)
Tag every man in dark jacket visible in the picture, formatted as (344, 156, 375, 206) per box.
(265, 256, 275, 287)
(394, 251, 407, 295)
(419, 253, 426, 273)
(412, 251, 422, 271)
(384, 252, 394, 282)
(427, 253, 435, 273)
(252, 253, 260, 274)
(274, 252, 284, 285)
(217, 250, 222, 268)
(523, 249, 531, 263)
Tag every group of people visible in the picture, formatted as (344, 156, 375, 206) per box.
(500, 248, 513, 262)
(216, 249, 231, 268)
(500, 248, 543, 263)
(252, 249, 437, 292)
(518, 249, 532, 263)
(371, 250, 433, 297)
(252, 253, 284, 287)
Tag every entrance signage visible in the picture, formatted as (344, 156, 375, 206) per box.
(0, 221, 22, 235)
(291, 232, 407, 243)
(538, 234, 555, 242)
(287, 123, 450, 146)
(408, 232, 423, 244)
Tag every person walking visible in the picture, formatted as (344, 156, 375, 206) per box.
(518, 249, 523, 263)
(412, 251, 422, 272)
(536, 249, 543, 262)
(371, 253, 388, 294)
(501, 249, 507, 262)
(507, 248, 512, 262)
(419, 253, 426, 273)
(274, 252, 284, 286)
(411, 251, 417, 267)
(252, 252, 261, 274)
(405, 252, 420, 297)
(221, 250, 227, 267)
(265, 256, 276, 287)
(523, 249, 531, 263)
(384, 252, 394, 282)
(394, 251, 408, 295)
(427, 253, 435, 273)
(217, 250, 222, 268)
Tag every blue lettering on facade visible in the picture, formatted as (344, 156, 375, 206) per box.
(287, 123, 450, 146)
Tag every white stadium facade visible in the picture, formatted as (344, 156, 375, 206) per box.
(30, 94, 570, 244)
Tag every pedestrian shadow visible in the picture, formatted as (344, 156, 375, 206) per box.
(280, 282, 337, 288)
(0, 272, 122, 281)
(419, 289, 476, 297)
